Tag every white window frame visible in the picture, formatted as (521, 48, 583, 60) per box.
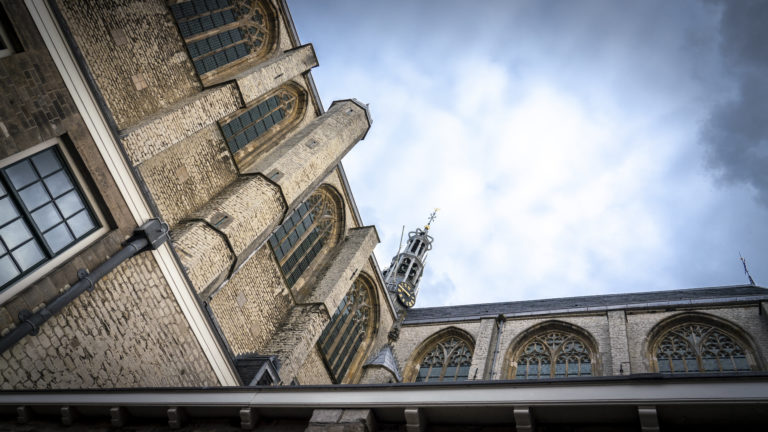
(0, 137, 109, 305)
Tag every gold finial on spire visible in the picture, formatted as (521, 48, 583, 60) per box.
(425, 208, 440, 230)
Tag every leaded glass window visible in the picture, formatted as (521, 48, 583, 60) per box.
(220, 90, 296, 154)
(416, 337, 473, 382)
(170, 0, 273, 76)
(654, 323, 752, 373)
(514, 331, 592, 379)
(268, 188, 341, 287)
(318, 277, 373, 382)
(1, 147, 98, 290)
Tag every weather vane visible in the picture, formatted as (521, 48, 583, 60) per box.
(425, 208, 439, 230)
(739, 252, 756, 286)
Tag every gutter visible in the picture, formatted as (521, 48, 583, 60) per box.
(0, 219, 168, 354)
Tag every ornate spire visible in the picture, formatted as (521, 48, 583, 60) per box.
(383, 209, 437, 311)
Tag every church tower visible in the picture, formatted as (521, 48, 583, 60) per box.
(383, 210, 437, 311)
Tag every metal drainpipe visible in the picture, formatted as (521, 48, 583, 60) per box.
(0, 219, 169, 355)
(488, 314, 505, 380)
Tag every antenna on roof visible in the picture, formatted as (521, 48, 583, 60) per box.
(739, 252, 756, 286)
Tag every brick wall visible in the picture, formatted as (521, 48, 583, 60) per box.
(208, 247, 293, 356)
(1, 253, 219, 388)
(54, 0, 201, 129)
(296, 346, 333, 385)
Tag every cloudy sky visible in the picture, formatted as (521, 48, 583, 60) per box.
(290, 0, 768, 307)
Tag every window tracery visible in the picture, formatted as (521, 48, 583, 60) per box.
(268, 186, 342, 287)
(653, 323, 752, 373)
(416, 336, 473, 382)
(170, 0, 276, 77)
(318, 276, 374, 383)
(513, 331, 593, 379)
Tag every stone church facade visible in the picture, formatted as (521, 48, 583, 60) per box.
(0, 0, 767, 430)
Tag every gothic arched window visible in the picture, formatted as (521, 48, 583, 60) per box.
(170, 0, 277, 77)
(415, 336, 473, 382)
(268, 186, 343, 287)
(317, 276, 375, 383)
(511, 330, 595, 379)
(220, 84, 306, 160)
(652, 323, 754, 373)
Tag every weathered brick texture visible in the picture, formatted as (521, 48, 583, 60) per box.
(172, 222, 233, 295)
(189, 175, 285, 256)
(0, 253, 219, 389)
(245, 100, 371, 208)
(359, 365, 397, 384)
(120, 84, 242, 165)
(137, 124, 238, 228)
(263, 304, 330, 384)
(208, 247, 293, 355)
(235, 44, 318, 104)
(469, 318, 496, 380)
(607, 310, 631, 375)
(303, 227, 379, 313)
(296, 346, 333, 385)
(55, 0, 201, 129)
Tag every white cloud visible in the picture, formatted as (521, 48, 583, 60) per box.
(292, 0, 768, 306)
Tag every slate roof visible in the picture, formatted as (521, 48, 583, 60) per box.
(404, 285, 768, 324)
(364, 344, 402, 382)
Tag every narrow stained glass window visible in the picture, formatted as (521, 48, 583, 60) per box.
(317, 277, 374, 383)
(0, 147, 99, 291)
(221, 91, 295, 154)
(268, 188, 342, 287)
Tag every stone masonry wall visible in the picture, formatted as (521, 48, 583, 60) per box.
(208, 247, 293, 356)
(0, 0, 221, 389)
(263, 304, 329, 384)
(55, 0, 201, 129)
(296, 345, 333, 385)
(1, 252, 219, 388)
(137, 124, 238, 228)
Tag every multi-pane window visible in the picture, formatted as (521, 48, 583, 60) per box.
(513, 331, 593, 379)
(0, 147, 98, 290)
(220, 90, 296, 154)
(318, 278, 373, 383)
(170, 0, 272, 76)
(268, 188, 341, 287)
(654, 323, 752, 373)
(415, 336, 473, 382)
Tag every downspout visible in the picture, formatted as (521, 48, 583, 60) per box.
(488, 314, 505, 379)
(0, 219, 169, 355)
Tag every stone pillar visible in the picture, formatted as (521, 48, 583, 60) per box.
(171, 175, 285, 294)
(607, 310, 631, 375)
(303, 226, 379, 311)
(469, 318, 497, 380)
(244, 99, 372, 208)
(263, 304, 329, 383)
(235, 44, 319, 104)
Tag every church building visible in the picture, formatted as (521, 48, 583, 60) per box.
(0, 0, 766, 430)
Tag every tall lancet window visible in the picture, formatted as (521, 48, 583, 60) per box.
(268, 186, 343, 287)
(318, 277, 374, 383)
(653, 323, 753, 373)
(416, 336, 473, 382)
(512, 330, 594, 379)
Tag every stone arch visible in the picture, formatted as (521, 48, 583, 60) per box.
(317, 272, 380, 384)
(267, 184, 345, 289)
(221, 81, 309, 167)
(644, 312, 761, 373)
(403, 327, 475, 382)
(502, 320, 600, 379)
